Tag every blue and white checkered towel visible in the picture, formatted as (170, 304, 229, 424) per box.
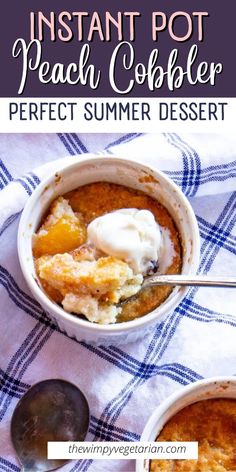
(0, 133, 235, 472)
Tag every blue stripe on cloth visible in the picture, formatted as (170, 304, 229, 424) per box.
(105, 133, 143, 150)
(179, 193, 236, 325)
(63, 134, 87, 154)
(172, 133, 201, 196)
(16, 173, 41, 196)
(84, 342, 152, 374)
(200, 192, 235, 273)
(2, 173, 40, 202)
(97, 311, 183, 425)
(57, 133, 76, 155)
(198, 160, 236, 183)
(101, 345, 143, 369)
(0, 212, 21, 237)
(58, 133, 88, 155)
(81, 341, 201, 382)
(183, 310, 236, 327)
(0, 322, 52, 420)
(89, 416, 140, 442)
(0, 265, 49, 320)
(0, 159, 13, 190)
(82, 313, 181, 381)
(25, 174, 37, 190)
(0, 458, 20, 472)
(163, 133, 190, 195)
(179, 192, 236, 306)
(0, 160, 13, 182)
(71, 460, 92, 472)
(30, 172, 41, 185)
(146, 312, 182, 366)
(179, 298, 236, 327)
(164, 133, 201, 197)
(165, 159, 236, 190)
(0, 171, 8, 189)
(69, 134, 88, 153)
(197, 215, 236, 255)
(0, 369, 30, 398)
(15, 177, 32, 195)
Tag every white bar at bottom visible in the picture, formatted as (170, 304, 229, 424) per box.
(47, 441, 198, 460)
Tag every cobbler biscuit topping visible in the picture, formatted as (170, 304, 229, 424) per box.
(33, 183, 182, 324)
(34, 197, 145, 324)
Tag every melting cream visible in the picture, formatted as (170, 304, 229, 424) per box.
(87, 208, 162, 274)
(158, 227, 176, 274)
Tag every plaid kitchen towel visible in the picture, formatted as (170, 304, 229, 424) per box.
(0, 132, 235, 472)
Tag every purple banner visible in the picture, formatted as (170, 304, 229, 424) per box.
(0, 0, 235, 97)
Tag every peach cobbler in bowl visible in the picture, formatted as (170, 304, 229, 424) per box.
(151, 399, 236, 471)
(137, 377, 236, 472)
(33, 182, 182, 325)
(18, 156, 200, 344)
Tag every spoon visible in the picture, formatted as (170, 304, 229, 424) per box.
(11, 379, 90, 472)
(119, 274, 236, 305)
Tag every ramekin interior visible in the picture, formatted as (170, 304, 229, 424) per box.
(136, 376, 236, 472)
(18, 156, 200, 344)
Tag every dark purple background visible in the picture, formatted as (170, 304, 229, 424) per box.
(1, 0, 235, 97)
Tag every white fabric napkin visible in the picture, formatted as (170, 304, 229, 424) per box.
(0, 132, 235, 472)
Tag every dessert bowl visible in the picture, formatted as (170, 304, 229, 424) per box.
(18, 155, 200, 345)
(136, 376, 236, 472)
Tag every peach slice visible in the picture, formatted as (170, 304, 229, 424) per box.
(33, 215, 87, 257)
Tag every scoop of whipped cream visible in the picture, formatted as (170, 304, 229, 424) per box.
(87, 208, 162, 274)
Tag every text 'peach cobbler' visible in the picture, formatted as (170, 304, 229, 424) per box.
(150, 399, 236, 472)
(33, 182, 182, 324)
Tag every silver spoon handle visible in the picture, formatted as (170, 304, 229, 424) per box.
(143, 275, 236, 288)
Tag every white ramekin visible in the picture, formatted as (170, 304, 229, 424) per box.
(17, 155, 200, 345)
(136, 376, 236, 472)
